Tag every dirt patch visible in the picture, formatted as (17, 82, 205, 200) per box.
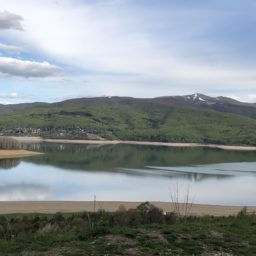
(125, 247, 142, 255)
(37, 223, 58, 235)
(203, 253, 234, 256)
(104, 234, 137, 246)
(207, 230, 224, 239)
(147, 230, 169, 245)
(139, 228, 169, 245)
(21, 247, 86, 256)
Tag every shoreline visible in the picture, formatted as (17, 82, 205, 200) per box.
(0, 201, 255, 216)
(0, 149, 43, 159)
(14, 136, 256, 151)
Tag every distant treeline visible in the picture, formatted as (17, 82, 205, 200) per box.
(0, 137, 21, 150)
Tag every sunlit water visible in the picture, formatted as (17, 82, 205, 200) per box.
(0, 143, 256, 205)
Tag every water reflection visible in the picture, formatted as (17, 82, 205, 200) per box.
(118, 167, 231, 181)
(23, 142, 256, 173)
(0, 183, 52, 200)
(0, 158, 21, 169)
(0, 161, 255, 205)
(0, 143, 255, 204)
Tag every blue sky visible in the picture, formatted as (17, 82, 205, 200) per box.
(0, 0, 256, 103)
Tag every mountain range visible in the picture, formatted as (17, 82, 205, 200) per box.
(0, 93, 256, 145)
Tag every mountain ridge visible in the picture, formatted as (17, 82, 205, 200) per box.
(1, 93, 255, 107)
(51, 93, 256, 118)
(0, 93, 256, 145)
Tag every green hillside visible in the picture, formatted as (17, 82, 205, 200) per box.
(1, 98, 256, 145)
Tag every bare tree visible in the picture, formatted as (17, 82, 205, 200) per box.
(169, 182, 194, 217)
(0, 137, 21, 150)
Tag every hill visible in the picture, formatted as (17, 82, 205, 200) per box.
(1, 94, 256, 145)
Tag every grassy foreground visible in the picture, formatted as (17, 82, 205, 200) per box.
(0, 203, 255, 255)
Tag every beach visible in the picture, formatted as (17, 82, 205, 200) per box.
(0, 201, 255, 216)
(0, 149, 43, 159)
(13, 136, 256, 151)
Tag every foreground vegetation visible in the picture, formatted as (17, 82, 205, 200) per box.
(0, 203, 255, 255)
(1, 99, 256, 145)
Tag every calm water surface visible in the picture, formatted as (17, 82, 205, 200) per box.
(0, 143, 256, 205)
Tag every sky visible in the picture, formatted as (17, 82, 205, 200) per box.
(0, 0, 256, 104)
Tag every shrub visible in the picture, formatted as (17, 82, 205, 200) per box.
(126, 209, 143, 227)
(52, 212, 64, 224)
(0, 137, 21, 150)
(147, 206, 164, 224)
(237, 206, 248, 218)
(165, 212, 178, 224)
(0, 224, 5, 238)
(136, 202, 164, 224)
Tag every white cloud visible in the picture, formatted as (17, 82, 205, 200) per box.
(0, 10, 23, 30)
(0, 1, 255, 101)
(0, 43, 22, 52)
(0, 92, 18, 98)
(0, 57, 61, 77)
(230, 94, 256, 103)
(0, 183, 52, 201)
(1, 2, 252, 76)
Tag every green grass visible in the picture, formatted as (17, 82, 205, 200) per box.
(1, 100, 256, 145)
(0, 204, 255, 255)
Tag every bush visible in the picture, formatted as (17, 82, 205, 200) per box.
(52, 212, 64, 224)
(0, 224, 5, 238)
(136, 202, 164, 224)
(237, 207, 248, 218)
(0, 137, 21, 150)
(147, 206, 164, 224)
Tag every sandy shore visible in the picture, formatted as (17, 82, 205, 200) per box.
(0, 201, 255, 216)
(0, 149, 43, 159)
(14, 136, 256, 151)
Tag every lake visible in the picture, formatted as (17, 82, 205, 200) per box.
(0, 143, 256, 206)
